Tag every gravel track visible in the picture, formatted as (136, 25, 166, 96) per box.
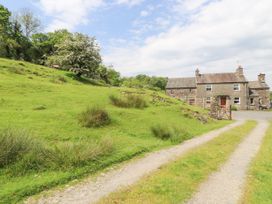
(27, 121, 244, 204)
(187, 120, 269, 204)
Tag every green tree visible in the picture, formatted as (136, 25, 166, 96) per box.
(97, 65, 121, 86)
(122, 75, 167, 90)
(0, 4, 13, 57)
(30, 30, 72, 64)
(9, 17, 32, 60)
(0, 5, 32, 60)
(47, 33, 102, 78)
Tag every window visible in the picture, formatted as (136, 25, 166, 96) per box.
(189, 98, 195, 105)
(234, 97, 240, 104)
(234, 84, 240, 91)
(250, 98, 254, 105)
(206, 84, 212, 91)
(206, 97, 211, 104)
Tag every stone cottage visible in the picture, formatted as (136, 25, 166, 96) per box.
(166, 66, 270, 110)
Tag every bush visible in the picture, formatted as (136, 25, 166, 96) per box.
(109, 94, 148, 109)
(151, 125, 172, 140)
(151, 125, 192, 144)
(0, 129, 42, 168)
(78, 107, 111, 128)
(231, 105, 238, 111)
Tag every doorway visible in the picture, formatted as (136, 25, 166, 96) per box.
(220, 96, 227, 108)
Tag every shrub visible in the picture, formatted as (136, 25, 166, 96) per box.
(0, 129, 42, 168)
(170, 128, 193, 144)
(151, 125, 172, 140)
(151, 125, 192, 144)
(78, 107, 111, 128)
(231, 105, 238, 111)
(109, 94, 148, 109)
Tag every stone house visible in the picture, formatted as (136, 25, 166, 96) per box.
(166, 66, 270, 110)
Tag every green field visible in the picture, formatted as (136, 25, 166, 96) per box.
(0, 58, 230, 203)
(242, 122, 272, 204)
(98, 121, 256, 204)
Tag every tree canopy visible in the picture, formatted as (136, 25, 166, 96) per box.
(47, 33, 102, 77)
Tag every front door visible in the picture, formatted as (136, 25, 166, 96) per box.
(220, 96, 227, 107)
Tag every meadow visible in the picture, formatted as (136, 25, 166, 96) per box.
(0, 58, 230, 203)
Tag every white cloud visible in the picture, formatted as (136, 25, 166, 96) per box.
(115, 0, 145, 6)
(140, 10, 149, 17)
(176, 0, 210, 11)
(38, 0, 103, 31)
(104, 0, 272, 87)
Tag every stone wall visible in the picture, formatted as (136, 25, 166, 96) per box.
(166, 88, 197, 104)
(249, 88, 270, 110)
(196, 83, 249, 110)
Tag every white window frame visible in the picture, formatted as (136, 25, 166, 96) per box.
(206, 97, 211, 104)
(233, 84, 240, 91)
(234, 97, 240, 105)
(206, 84, 212, 91)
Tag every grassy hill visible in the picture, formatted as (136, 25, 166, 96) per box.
(0, 58, 230, 203)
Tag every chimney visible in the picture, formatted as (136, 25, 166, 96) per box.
(195, 68, 200, 77)
(236, 65, 244, 76)
(258, 73, 265, 83)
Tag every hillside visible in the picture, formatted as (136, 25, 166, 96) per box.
(0, 58, 230, 203)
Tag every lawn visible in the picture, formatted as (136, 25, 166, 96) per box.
(98, 121, 257, 204)
(0, 58, 230, 203)
(242, 121, 272, 204)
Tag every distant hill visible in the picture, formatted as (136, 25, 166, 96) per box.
(0, 58, 229, 203)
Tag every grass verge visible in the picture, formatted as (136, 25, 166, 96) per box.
(98, 121, 257, 204)
(242, 121, 272, 204)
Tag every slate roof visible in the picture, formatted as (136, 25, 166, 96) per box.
(249, 81, 270, 89)
(166, 77, 196, 89)
(196, 73, 247, 84)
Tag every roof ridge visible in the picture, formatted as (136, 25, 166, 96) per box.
(201, 72, 236, 75)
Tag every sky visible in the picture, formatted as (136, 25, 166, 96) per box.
(1, 0, 272, 86)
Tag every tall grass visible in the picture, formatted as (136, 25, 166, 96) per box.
(47, 137, 114, 169)
(0, 129, 41, 168)
(78, 107, 111, 128)
(0, 129, 114, 175)
(109, 94, 148, 109)
(151, 124, 192, 144)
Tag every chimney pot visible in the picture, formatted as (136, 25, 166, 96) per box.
(195, 68, 200, 77)
(236, 65, 244, 76)
(258, 73, 265, 82)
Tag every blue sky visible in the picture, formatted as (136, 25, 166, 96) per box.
(1, 0, 272, 86)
